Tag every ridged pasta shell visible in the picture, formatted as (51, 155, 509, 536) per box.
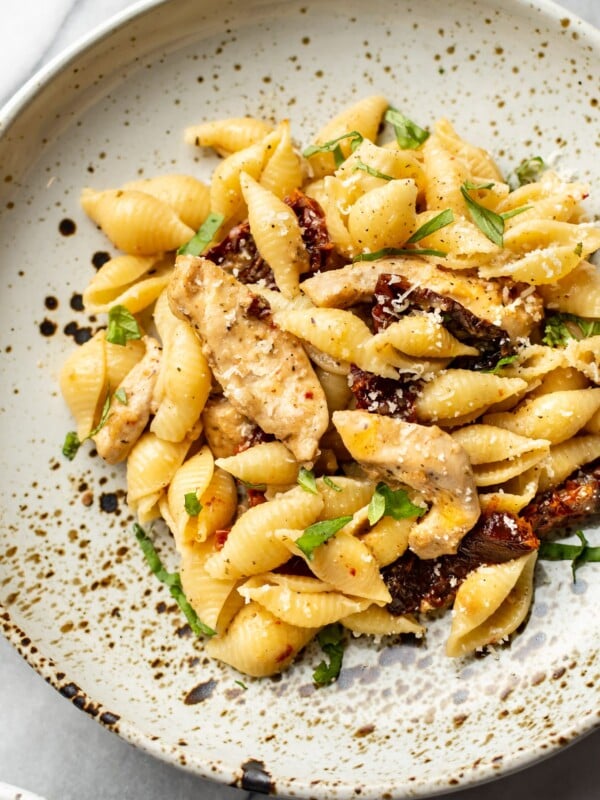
(179, 540, 239, 631)
(59, 331, 106, 438)
(259, 120, 304, 199)
(348, 179, 417, 252)
(122, 174, 210, 230)
(341, 605, 424, 637)
(81, 188, 195, 255)
(184, 116, 274, 156)
(216, 441, 299, 485)
(83, 254, 172, 314)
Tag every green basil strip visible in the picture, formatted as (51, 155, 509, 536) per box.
(406, 209, 454, 244)
(295, 516, 353, 560)
(323, 476, 343, 492)
(312, 623, 345, 686)
(353, 247, 447, 262)
(483, 354, 518, 374)
(297, 467, 318, 494)
(178, 211, 225, 256)
(62, 388, 114, 460)
(463, 180, 496, 191)
(514, 156, 546, 187)
(460, 184, 504, 247)
(134, 523, 216, 636)
(538, 531, 600, 580)
(62, 431, 82, 461)
(542, 313, 600, 347)
(384, 108, 429, 149)
(184, 492, 202, 516)
(106, 304, 142, 346)
(367, 483, 427, 526)
(303, 131, 364, 167)
(353, 160, 394, 181)
(114, 387, 128, 404)
(500, 205, 533, 220)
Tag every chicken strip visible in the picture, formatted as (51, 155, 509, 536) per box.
(333, 409, 480, 558)
(301, 257, 543, 341)
(168, 256, 329, 463)
(94, 336, 162, 464)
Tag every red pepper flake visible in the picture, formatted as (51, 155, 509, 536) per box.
(275, 644, 294, 663)
(215, 529, 230, 550)
(304, 391, 314, 400)
(247, 489, 267, 507)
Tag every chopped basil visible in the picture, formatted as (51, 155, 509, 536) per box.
(106, 304, 142, 346)
(463, 180, 496, 191)
(483, 354, 519, 374)
(538, 530, 600, 580)
(574, 241, 583, 257)
(114, 387, 128, 405)
(235, 680, 248, 690)
(241, 479, 267, 491)
(297, 466, 318, 494)
(134, 523, 216, 636)
(384, 108, 429, 149)
(62, 389, 114, 460)
(323, 476, 343, 492)
(542, 313, 600, 347)
(500, 205, 533, 220)
(353, 246, 447, 262)
(367, 482, 426, 526)
(460, 183, 504, 247)
(353, 160, 394, 181)
(184, 492, 202, 516)
(62, 430, 82, 461)
(303, 131, 364, 168)
(513, 156, 546, 187)
(177, 211, 224, 256)
(295, 515, 353, 560)
(312, 623, 345, 686)
(406, 209, 454, 244)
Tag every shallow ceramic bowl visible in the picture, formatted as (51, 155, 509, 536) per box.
(0, 0, 599, 797)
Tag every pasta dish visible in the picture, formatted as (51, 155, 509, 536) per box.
(59, 96, 600, 679)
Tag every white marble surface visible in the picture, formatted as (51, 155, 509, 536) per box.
(0, 0, 599, 798)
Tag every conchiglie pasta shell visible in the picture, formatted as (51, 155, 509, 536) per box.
(184, 116, 274, 156)
(80, 188, 195, 255)
(122, 174, 210, 230)
(446, 552, 537, 657)
(194, 468, 239, 544)
(206, 601, 317, 677)
(240, 171, 308, 298)
(83, 254, 172, 314)
(316, 477, 376, 519)
(433, 118, 504, 182)
(216, 441, 299, 486)
(536, 434, 600, 492)
(336, 139, 426, 201)
(341, 605, 424, 637)
(371, 314, 478, 358)
(179, 540, 239, 632)
(538, 261, 600, 317)
(348, 179, 417, 252)
(359, 515, 412, 567)
(422, 134, 470, 215)
(418, 214, 500, 269)
(259, 120, 304, 198)
(304, 176, 356, 257)
(104, 337, 146, 388)
(59, 331, 107, 438)
(204, 486, 323, 580)
(166, 446, 215, 548)
(238, 578, 370, 627)
(415, 371, 527, 424)
(484, 388, 600, 444)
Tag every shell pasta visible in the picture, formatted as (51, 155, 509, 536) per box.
(60, 95, 600, 680)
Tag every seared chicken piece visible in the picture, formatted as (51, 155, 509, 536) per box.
(94, 336, 162, 464)
(301, 257, 543, 341)
(333, 410, 480, 559)
(168, 256, 329, 463)
(201, 395, 263, 459)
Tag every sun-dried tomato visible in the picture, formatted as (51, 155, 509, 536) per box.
(348, 365, 421, 421)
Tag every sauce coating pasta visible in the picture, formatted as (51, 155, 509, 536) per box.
(60, 97, 600, 679)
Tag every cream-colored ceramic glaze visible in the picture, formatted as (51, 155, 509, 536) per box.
(0, 0, 598, 797)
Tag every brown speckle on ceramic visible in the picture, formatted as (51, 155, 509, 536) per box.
(0, 0, 599, 798)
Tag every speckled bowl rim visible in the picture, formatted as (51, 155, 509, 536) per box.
(0, 0, 599, 797)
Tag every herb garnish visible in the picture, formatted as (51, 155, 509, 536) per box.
(295, 516, 353, 559)
(297, 466, 318, 494)
(106, 304, 142, 346)
(500, 205, 533, 220)
(312, 623, 345, 686)
(134, 523, 216, 636)
(542, 313, 600, 347)
(574, 241, 583, 257)
(323, 476, 343, 492)
(61, 390, 113, 460)
(352, 246, 447, 262)
(538, 530, 600, 580)
(303, 131, 364, 168)
(235, 680, 248, 690)
(483, 354, 519, 374)
(406, 209, 454, 244)
(384, 108, 429, 149)
(353, 160, 394, 181)
(367, 482, 426, 526)
(513, 156, 546, 187)
(114, 387, 128, 405)
(177, 211, 224, 256)
(460, 183, 505, 247)
(184, 492, 203, 516)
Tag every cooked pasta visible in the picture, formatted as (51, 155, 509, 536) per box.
(59, 96, 600, 680)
